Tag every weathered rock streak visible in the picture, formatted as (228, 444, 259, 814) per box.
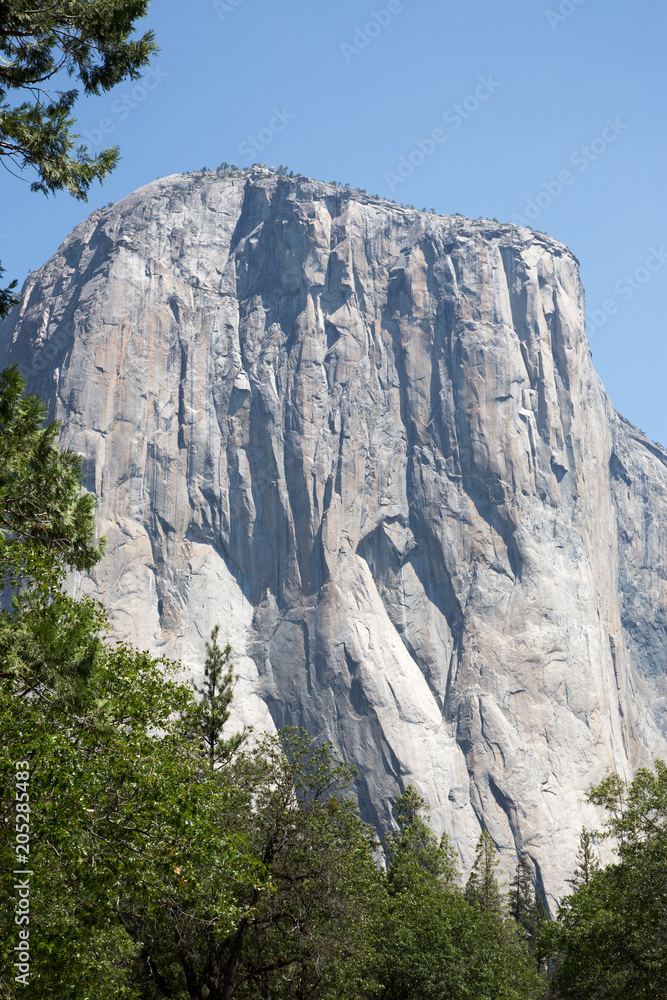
(3, 171, 667, 905)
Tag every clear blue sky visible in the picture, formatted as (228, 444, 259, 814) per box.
(1, 0, 665, 444)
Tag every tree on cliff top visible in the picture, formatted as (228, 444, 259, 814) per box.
(0, 0, 157, 315)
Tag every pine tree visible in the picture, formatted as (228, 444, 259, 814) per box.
(0, 1, 157, 317)
(567, 827, 600, 890)
(386, 786, 459, 891)
(465, 829, 506, 919)
(510, 855, 548, 946)
(183, 626, 249, 769)
(546, 763, 667, 998)
(510, 855, 535, 931)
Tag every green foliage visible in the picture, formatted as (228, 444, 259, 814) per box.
(0, 584, 108, 705)
(0, 262, 18, 315)
(0, 0, 157, 315)
(117, 728, 381, 999)
(0, 371, 377, 999)
(544, 761, 667, 998)
(181, 624, 250, 770)
(384, 786, 459, 893)
(567, 827, 600, 890)
(510, 855, 534, 926)
(228, 730, 381, 999)
(0, 365, 105, 579)
(371, 791, 546, 1000)
(0, 643, 261, 999)
(465, 828, 507, 919)
(0, 0, 156, 198)
(509, 854, 547, 947)
(0, 372, 553, 1000)
(0, 364, 107, 701)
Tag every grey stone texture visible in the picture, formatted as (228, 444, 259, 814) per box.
(3, 170, 666, 907)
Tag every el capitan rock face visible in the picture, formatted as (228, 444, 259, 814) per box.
(3, 169, 667, 906)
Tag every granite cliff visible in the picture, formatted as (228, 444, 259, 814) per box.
(2, 168, 667, 906)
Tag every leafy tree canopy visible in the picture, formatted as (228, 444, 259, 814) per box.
(566, 827, 600, 891)
(509, 854, 548, 947)
(0, 372, 548, 1000)
(109, 727, 381, 1000)
(0, 0, 156, 197)
(0, 364, 105, 580)
(0, 641, 263, 1000)
(384, 785, 459, 892)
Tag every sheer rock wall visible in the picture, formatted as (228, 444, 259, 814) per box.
(3, 171, 667, 906)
